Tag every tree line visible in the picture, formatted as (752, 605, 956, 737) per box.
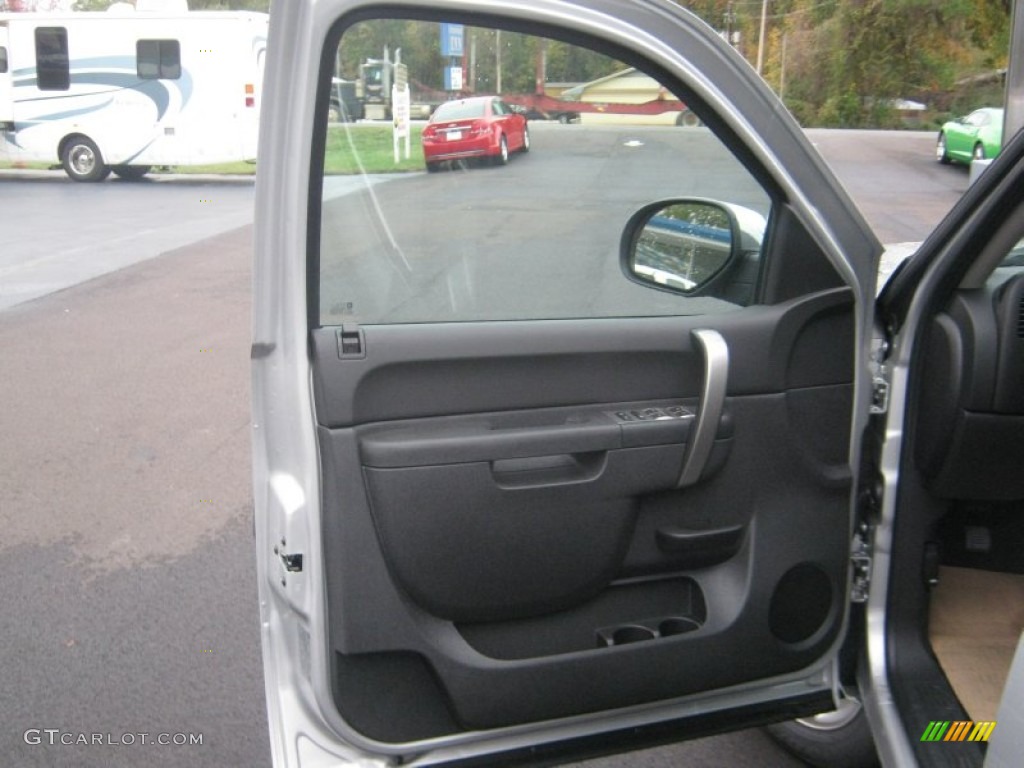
(338, 1, 1013, 128)
(686, 0, 1011, 126)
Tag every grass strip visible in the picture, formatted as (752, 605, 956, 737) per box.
(0, 124, 427, 176)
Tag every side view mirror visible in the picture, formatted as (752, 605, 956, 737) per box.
(622, 199, 765, 295)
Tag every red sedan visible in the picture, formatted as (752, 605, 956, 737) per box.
(421, 96, 530, 171)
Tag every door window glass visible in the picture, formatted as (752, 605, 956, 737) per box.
(316, 18, 772, 325)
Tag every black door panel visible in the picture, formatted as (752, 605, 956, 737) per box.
(365, 445, 677, 622)
(313, 288, 855, 742)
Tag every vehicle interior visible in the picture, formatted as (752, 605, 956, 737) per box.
(883, 200, 1024, 766)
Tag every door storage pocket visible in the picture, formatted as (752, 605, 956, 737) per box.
(456, 577, 706, 659)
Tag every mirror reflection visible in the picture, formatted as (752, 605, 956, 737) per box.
(632, 202, 734, 292)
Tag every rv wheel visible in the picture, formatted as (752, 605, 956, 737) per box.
(62, 137, 111, 182)
(112, 166, 151, 181)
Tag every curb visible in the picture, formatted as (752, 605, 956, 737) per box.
(0, 168, 256, 183)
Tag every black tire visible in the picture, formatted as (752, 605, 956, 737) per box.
(61, 136, 110, 182)
(557, 113, 571, 124)
(328, 101, 342, 124)
(973, 142, 986, 162)
(494, 135, 509, 166)
(425, 161, 440, 173)
(765, 696, 879, 768)
(112, 165, 151, 180)
(521, 126, 530, 153)
(936, 133, 951, 164)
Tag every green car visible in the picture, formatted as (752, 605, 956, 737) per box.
(937, 107, 1004, 165)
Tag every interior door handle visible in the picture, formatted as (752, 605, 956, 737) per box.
(677, 329, 729, 487)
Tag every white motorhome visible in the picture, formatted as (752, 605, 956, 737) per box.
(0, 6, 267, 181)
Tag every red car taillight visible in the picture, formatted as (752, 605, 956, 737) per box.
(471, 120, 490, 136)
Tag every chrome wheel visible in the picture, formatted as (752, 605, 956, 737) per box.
(70, 145, 96, 176)
(61, 136, 110, 182)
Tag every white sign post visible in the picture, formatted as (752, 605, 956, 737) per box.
(392, 63, 411, 163)
(392, 87, 411, 163)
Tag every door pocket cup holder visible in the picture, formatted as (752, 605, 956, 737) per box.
(596, 616, 701, 648)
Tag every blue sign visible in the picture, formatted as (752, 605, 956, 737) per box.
(440, 23, 464, 57)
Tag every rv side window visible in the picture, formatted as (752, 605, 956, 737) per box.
(137, 40, 181, 80)
(35, 28, 69, 91)
(0, 47, 8, 74)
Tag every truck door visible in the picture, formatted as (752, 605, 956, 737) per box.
(252, 2, 885, 766)
(0, 24, 13, 126)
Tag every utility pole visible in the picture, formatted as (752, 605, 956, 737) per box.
(1006, 0, 1024, 144)
(779, 31, 787, 99)
(495, 29, 502, 94)
(723, 2, 737, 49)
(535, 38, 547, 95)
(756, 0, 769, 75)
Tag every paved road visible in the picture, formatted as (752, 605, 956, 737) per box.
(806, 128, 968, 245)
(0, 172, 255, 311)
(0, 128, 967, 767)
(320, 124, 769, 325)
(0, 227, 262, 767)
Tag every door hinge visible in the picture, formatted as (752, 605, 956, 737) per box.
(273, 542, 304, 575)
(871, 377, 890, 415)
(850, 525, 873, 603)
(869, 335, 891, 414)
